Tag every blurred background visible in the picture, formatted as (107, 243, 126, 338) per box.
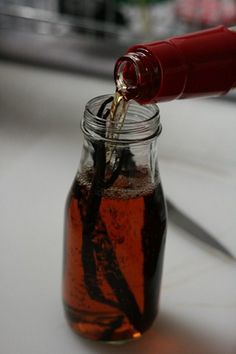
(0, 0, 236, 75)
(0, 2, 236, 354)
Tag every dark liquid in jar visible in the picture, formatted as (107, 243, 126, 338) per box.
(63, 169, 167, 341)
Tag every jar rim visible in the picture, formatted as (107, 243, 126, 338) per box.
(81, 94, 161, 145)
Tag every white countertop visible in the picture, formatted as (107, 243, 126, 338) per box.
(0, 61, 236, 354)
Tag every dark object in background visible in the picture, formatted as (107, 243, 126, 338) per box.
(94, 1, 127, 37)
(58, 0, 127, 36)
(167, 200, 235, 259)
(58, 0, 95, 17)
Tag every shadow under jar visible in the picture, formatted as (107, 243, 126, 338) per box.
(63, 95, 167, 342)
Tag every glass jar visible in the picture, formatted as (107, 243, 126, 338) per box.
(62, 95, 167, 342)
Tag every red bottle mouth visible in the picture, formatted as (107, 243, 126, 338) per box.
(115, 53, 143, 100)
(114, 50, 161, 104)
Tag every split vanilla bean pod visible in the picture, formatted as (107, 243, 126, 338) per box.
(78, 97, 143, 336)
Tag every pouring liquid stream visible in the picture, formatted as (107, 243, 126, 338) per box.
(105, 91, 130, 163)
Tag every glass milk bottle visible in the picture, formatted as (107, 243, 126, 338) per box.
(63, 95, 167, 342)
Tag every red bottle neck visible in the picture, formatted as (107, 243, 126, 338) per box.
(114, 26, 236, 104)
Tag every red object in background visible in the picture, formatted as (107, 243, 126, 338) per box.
(114, 26, 236, 104)
(176, 0, 236, 27)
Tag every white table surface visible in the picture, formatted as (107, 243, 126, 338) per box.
(0, 61, 236, 354)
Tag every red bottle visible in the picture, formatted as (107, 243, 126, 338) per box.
(114, 26, 236, 104)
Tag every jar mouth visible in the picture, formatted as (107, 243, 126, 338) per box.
(82, 94, 161, 144)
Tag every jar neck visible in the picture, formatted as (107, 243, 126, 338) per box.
(79, 95, 161, 186)
(82, 94, 161, 146)
(78, 139, 161, 199)
(114, 50, 161, 104)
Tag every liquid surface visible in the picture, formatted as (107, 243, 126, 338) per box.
(63, 171, 167, 341)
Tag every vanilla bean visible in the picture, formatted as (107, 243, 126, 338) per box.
(77, 97, 144, 336)
(103, 152, 125, 188)
(93, 216, 143, 332)
(99, 316, 124, 341)
(97, 96, 113, 118)
(141, 187, 167, 328)
(76, 96, 122, 310)
(75, 183, 120, 310)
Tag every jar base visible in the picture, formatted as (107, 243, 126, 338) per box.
(64, 303, 143, 342)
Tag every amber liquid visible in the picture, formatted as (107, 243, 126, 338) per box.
(63, 170, 167, 341)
